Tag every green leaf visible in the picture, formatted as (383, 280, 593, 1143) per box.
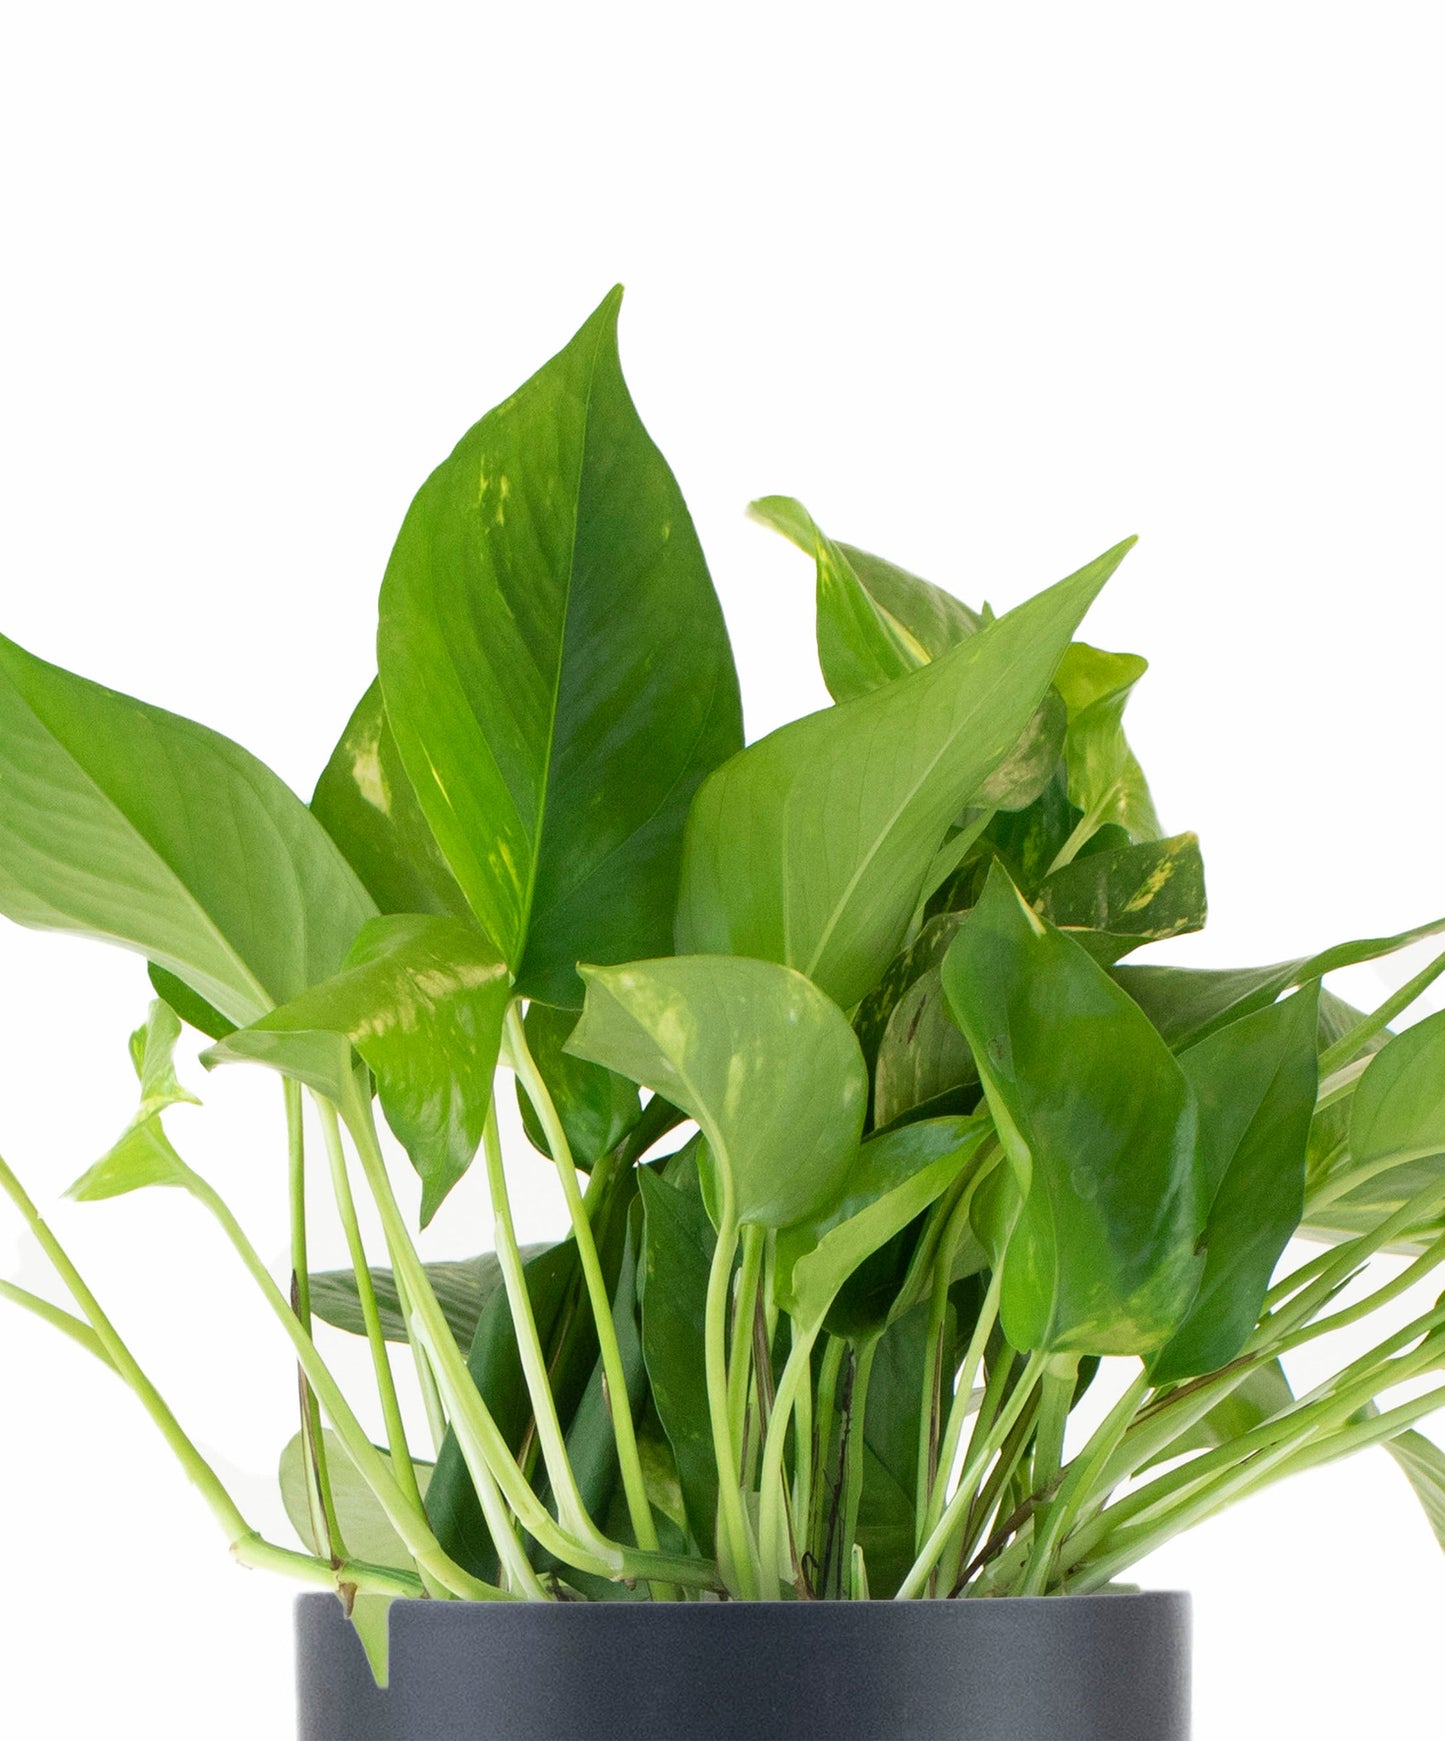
(1113, 913, 1445, 1051)
(776, 1116, 989, 1334)
(677, 540, 1134, 1009)
(853, 913, 965, 1085)
(311, 679, 470, 920)
(873, 958, 979, 1129)
(942, 866, 1205, 1354)
(567, 955, 867, 1229)
(1053, 642, 1161, 848)
(1385, 1430, 1445, 1553)
(1351, 1009, 1445, 1172)
(976, 689, 1068, 813)
(637, 1164, 718, 1553)
(308, 1251, 549, 1348)
(147, 965, 236, 1041)
(0, 633, 375, 1027)
(515, 1002, 641, 1172)
(65, 1002, 201, 1201)
(1036, 832, 1207, 965)
(1150, 987, 1320, 1384)
(378, 287, 742, 1008)
(1143, 1360, 1294, 1469)
(206, 915, 511, 1223)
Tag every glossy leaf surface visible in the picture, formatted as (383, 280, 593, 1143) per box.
(942, 868, 1204, 1353)
(1037, 832, 1207, 965)
(515, 1002, 641, 1171)
(678, 541, 1132, 1009)
(1150, 987, 1320, 1384)
(0, 632, 374, 1027)
(567, 956, 867, 1229)
(311, 679, 470, 920)
(1351, 1010, 1445, 1171)
(1053, 641, 1161, 847)
(379, 288, 742, 1006)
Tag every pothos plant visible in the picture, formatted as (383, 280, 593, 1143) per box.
(2, 288, 1444, 1684)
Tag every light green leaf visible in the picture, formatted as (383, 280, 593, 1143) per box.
(378, 287, 742, 1007)
(65, 1002, 202, 1201)
(280, 1427, 433, 1568)
(1053, 642, 1161, 850)
(1386, 1430, 1445, 1552)
(1143, 1361, 1295, 1469)
(1150, 987, 1320, 1384)
(308, 1251, 548, 1348)
(776, 1116, 989, 1333)
(311, 679, 470, 921)
(942, 866, 1204, 1354)
(205, 915, 511, 1223)
(1037, 832, 1208, 965)
(0, 633, 375, 1028)
(1351, 1009, 1445, 1172)
(567, 955, 867, 1229)
(677, 541, 1133, 1009)
(514, 1002, 642, 1172)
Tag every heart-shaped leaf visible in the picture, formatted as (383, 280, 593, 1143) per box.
(567, 955, 867, 1230)
(0, 633, 375, 1027)
(1037, 832, 1207, 965)
(677, 542, 1132, 1009)
(942, 866, 1205, 1354)
(378, 287, 742, 1007)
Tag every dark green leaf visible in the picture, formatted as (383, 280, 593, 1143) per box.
(378, 287, 742, 1007)
(1112, 913, 1445, 1051)
(853, 913, 966, 1085)
(311, 679, 470, 920)
(1036, 832, 1207, 965)
(568, 956, 866, 1230)
(147, 964, 236, 1040)
(677, 541, 1133, 1009)
(1150, 987, 1320, 1384)
(308, 1251, 549, 1348)
(873, 961, 978, 1129)
(515, 1002, 641, 1172)
(637, 1166, 718, 1553)
(0, 632, 374, 1027)
(942, 866, 1205, 1354)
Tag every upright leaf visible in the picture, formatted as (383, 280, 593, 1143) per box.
(942, 867, 1204, 1354)
(0, 633, 375, 1027)
(1150, 987, 1320, 1384)
(567, 956, 867, 1229)
(206, 915, 510, 1223)
(65, 1001, 200, 1201)
(677, 541, 1133, 1009)
(311, 679, 470, 920)
(1053, 641, 1161, 849)
(873, 963, 978, 1128)
(379, 287, 742, 1007)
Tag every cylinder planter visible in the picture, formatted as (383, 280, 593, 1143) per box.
(296, 1589, 1191, 1740)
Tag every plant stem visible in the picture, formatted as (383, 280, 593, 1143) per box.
(1318, 945, 1445, 1076)
(705, 1198, 758, 1598)
(315, 1100, 425, 1520)
(837, 1334, 879, 1588)
(503, 1006, 671, 1595)
(728, 1223, 766, 1458)
(915, 1185, 973, 1535)
(807, 1335, 845, 1565)
(392, 1261, 448, 1456)
(757, 1318, 821, 1597)
(921, 1265, 1002, 1547)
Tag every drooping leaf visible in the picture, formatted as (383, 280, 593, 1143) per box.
(205, 915, 511, 1224)
(1052, 641, 1161, 850)
(942, 866, 1205, 1354)
(775, 1116, 988, 1334)
(567, 956, 867, 1230)
(636, 1163, 718, 1554)
(378, 287, 743, 1008)
(677, 541, 1134, 1009)
(0, 632, 375, 1027)
(1142, 1361, 1295, 1469)
(1112, 913, 1445, 1052)
(65, 1002, 201, 1201)
(515, 1002, 641, 1172)
(1036, 832, 1207, 965)
(311, 679, 470, 920)
(1385, 1430, 1445, 1553)
(309, 1250, 550, 1348)
(1150, 987, 1320, 1384)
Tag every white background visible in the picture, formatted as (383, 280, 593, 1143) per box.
(1, 4, 1443, 1735)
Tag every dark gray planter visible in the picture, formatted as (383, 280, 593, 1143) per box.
(296, 1589, 1191, 1740)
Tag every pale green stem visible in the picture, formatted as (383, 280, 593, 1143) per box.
(504, 1007, 670, 1594)
(808, 1336, 846, 1560)
(231, 1532, 427, 1599)
(757, 1319, 821, 1597)
(480, 1098, 597, 1541)
(1030, 1355, 1079, 1496)
(1318, 945, 1445, 1077)
(314, 1101, 425, 1520)
(838, 1335, 879, 1584)
(0, 1277, 116, 1367)
(728, 1223, 767, 1457)
(392, 1262, 448, 1456)
(915, 1187, 972, 1536)
(922, 1266, 1003, 1545)
(286, 1082, 347, 1563)
(896, 1349, 1048, 1600)
(706, 1198, 758, 1598)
